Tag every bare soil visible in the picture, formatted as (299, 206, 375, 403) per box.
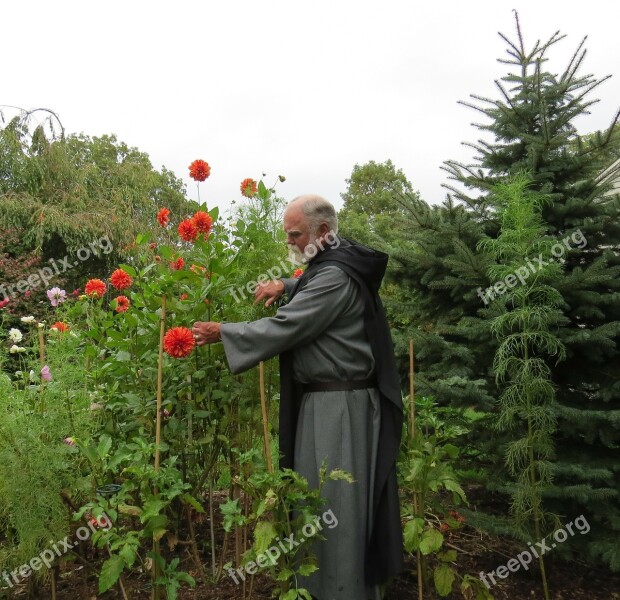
(4, 491, 619, 600)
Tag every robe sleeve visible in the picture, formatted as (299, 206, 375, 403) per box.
(220, 266, 353, 374)
(281, 277, 296, 297)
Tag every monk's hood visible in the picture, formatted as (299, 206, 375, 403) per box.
(309, 236, 388, 294)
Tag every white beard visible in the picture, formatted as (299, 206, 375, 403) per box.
(288, 244, 305, 265)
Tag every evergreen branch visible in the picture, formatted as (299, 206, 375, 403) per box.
(560, 36, 588, 84)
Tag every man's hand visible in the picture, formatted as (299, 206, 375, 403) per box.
(192, 321, 222, 346)
(254, 279, 285, 308)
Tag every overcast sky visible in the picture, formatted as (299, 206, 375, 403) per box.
(3, 1, 620, 215)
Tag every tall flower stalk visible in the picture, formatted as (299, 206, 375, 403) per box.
(478, 173, 566, 600)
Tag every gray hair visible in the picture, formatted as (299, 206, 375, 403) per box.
(289, 194, 338, 236)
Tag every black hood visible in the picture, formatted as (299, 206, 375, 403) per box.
(307, 236, 388, 295)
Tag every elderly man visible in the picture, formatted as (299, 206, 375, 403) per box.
(192, 195, 403, 600)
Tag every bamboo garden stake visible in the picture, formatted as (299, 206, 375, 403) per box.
(152, 294, 167, 600)
(259, 361, 273, 473)
(410, 339, 423, 600)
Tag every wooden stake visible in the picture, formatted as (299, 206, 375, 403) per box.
(409, 338, 415, 441)
(155, 295, 166, 472)
(409, 339, 423, 600)
(209, 481, 217, 578)
(152, 294, 167, 600)
(259, 361, 273, 473)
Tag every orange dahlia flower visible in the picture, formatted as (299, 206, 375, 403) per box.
(114, 295, 130, 313)
(51, 321, 70, 332)
(189, 159, 211, 182)
(157, 207, 171, 227)
(192, 211, 213, 234)
(240, 178, 258, 198)
(110, 268, 133, 290)
(163, 327, 195, 358)
(85, 279, 106, 298)
(178, 219, 198, 242)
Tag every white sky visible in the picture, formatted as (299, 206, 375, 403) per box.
(3, 1, 620, 214)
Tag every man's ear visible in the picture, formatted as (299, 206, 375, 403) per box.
(318, 222, 330, 240)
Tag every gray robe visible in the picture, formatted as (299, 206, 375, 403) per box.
(221, 266, 383, 600)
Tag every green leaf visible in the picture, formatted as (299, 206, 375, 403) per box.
(276, 567, 294, 581)
(119, 543, 137, 568)
(281, 589, 298, 600)
(115, 350, 132, 362)
(182, 493, 205, 513)
(298, 563, 318, 576)
(97, 436, 112, 460)
(254, 521, 277, 554)
(438, 549, 457, 562)
(176, 572, 196, 585)
(141, 514, 169, 540)
(119, 264, 137, 277)
(403, 518, 424, 553)
(140, 499, 167, 523)
(327, 468, 355, 483)
(98, 555, 125, 593)
(434, 564, 456, 597)
(220, 498, 240, 516)
(443, 479, 467, 503)
(419, 528, 444, 555)
(443, 443, 459, 459)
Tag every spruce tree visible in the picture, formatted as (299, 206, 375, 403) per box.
(341, 15, 620, 570)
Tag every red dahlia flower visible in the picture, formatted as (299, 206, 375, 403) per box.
(163, 327, 195, 358)
(240, 178, 258, 198)
(114, 295, 130, 313)
(85, 279, 106, 298)
(189, 159, 211, 182)
(157, 207, 171, 227)
(293, 269, 304, 278)
(170, 257, 185, 271)
(178, 219, 198, 242)
(110, 268, 133, 290)
(51, 321, 70, 332)
(192, 211, 213, 234)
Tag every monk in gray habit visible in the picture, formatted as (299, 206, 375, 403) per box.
(192, 195, 404, 600)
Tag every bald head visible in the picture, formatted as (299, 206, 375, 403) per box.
(286, 194, 338, 237)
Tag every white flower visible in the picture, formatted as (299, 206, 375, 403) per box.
(9, 345, 26, 354)
(29, 370, 36, 382)
(8, 328, 23, 343)
(37, 321, 46, 329)
(20, 316, 36, 324)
